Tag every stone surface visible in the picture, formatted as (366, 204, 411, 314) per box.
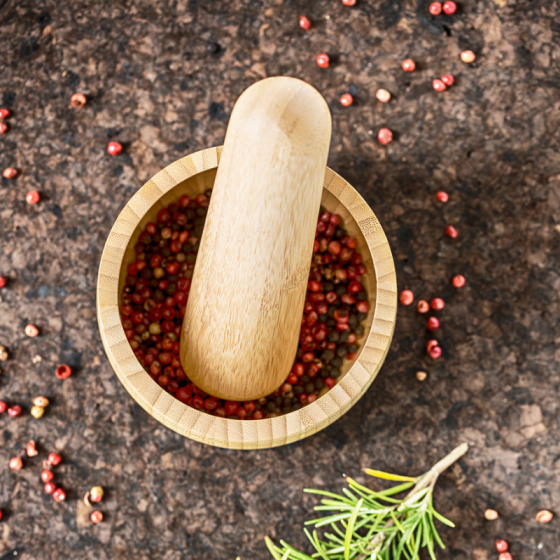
(1, 1, 559, 559)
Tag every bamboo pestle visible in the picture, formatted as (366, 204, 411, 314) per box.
(180, 77, 332, 401)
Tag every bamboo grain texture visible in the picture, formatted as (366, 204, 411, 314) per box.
(181, 77, 332, 401)
(97, 146, 397, 450)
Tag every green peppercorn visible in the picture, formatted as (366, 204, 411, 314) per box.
(301, 375, 310, 383)
(328, 332, 340, 343)
(186, 253, 196, 264)
(267, 402, 276, 412)
(339, 330, 349, 343)
(322, 349, 335, 361)
(337, 346, 348, 358)
(318, 314, 327, 323)
(294, 385, 304, 396)
(357, 312, 367, 322)
(354, 325, 364, 336)
(357, 292, 367, 300)
(331, 357, 343, 368)
(315, 379, 324, 390)
(347, 344, 357, 354)
(336, 286, 346, 296)
(348, 314, 358, 327)
(305, 383, 314, 393)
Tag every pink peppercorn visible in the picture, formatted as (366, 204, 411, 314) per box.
(433, 79, 447, 92)
(70, 93, 87, 109)
(441, 74, 454, 86)
(0, 122, 8, 134)
(399, 290, 414, 306)
(536, 510, 553, 523)
(299, 16, 311, 30)
(436, 191, 449, 202)
(427, 340, 438, 352)
(107, 141, 123, 156)
(9, 457, 23, 470)
(0, 108, 11, 119)
(402, 59, 416, 72)
(495, 540, 508, 553)
(53, 488, 66, 502)
(0, 276, 6, 289)
(44, 482, 57, 494)
(443, 1, 457, 14)
(7, 405, 22, 418)
(342, 0, 356, 5)
(428, 345, 442, 359)
(445, 225, 458, 238)
(452, 274, 465, 288)
(378, 128, 393, 145)
(41, 470, 54, 483)
(340, 93, 353, 107)
(316, 53, 330, 68)
(2, 168, 18, 179)
(429, 2, 442, 15)
(461, 50, 476, 63)
(25, 324, 39, 337)
(427, 317, 440, 331)
(417, 300, 429, 313)
(0, 401, 6, 413)
(91, 511, 103, 524)
(498, 554, 512, 560)
(375, 89, 391, 103)
(55, 364, 72, 379)
(26, 191, 40, 204)
(431, 297, 445, 310)
(48, 452, 62, 466)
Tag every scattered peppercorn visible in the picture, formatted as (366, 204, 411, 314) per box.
(498, 553, 512, 560)
(25, 324, 39, 337)
(26, 440, 38, 457)
(90, 511, 104, 524)
(342, 0, 356, 5)
(0, 108, 11, 119)
(452, 274, 465, 288)
(436, 191, 449, 203)
(433, 79, 446, 92)
(316, 53, 330, 68)
(90, 486, 104, 503)
(206, 42, 220, 54)
(378, 128, 393, 145)
(496, 540, 509, 553)
(0, 401, 6, 413)
(2, 168, 18, 179)
(299, 16, 311, 30)
(429, 2, 442, 15)
(427, 317, 440, 331)
(536, 510, 553, 523)
(44, 482, 57, 494)
(0, 347, 8, 361)
(71, 93, 87, 109)
(55, 364, 72, 379)
(428, 345, 442, 359)
(442, 1, 457, 14)
(48, 452, 62, 466)
(402, 59, 416, 72)
(0, 276, 6, 288)
(7, 405, 22, 418)
(26, 191, 40, 204)
(417, 300, 429, 313)
(41, 470, 54, 483)
(375, 89, 391, 103)
(9, 457, 23, 470)
(441, 74, 454, 86)
(416, 371, 427, 381)
(0, 509, 2, 521)
(33, 396, 49, 407)
(460, 50, 476, 63)
(107, 141, 123, 156)
(399, 290, 414, 306)
(484, 509, 499, 520)
(339, 93, 353, 107)
(0, 122, 8, 134)
(431, 298, 445, 311)
(445, 225, 458, 238)
(30, 406, 44, 419)
(53, 488, 66, 502)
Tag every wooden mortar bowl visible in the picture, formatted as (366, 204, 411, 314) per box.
(97, 147, 397, 450)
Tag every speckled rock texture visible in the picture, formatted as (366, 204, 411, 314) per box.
(1, 0, 559, 558)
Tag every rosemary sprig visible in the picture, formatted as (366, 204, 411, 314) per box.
(265, 443, 468, 560)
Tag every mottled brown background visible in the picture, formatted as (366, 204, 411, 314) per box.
(1, 0, 559, 559)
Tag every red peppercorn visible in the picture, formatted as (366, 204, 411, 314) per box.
(428, 345, 442, 359)
(417, 300, 429, 313)
(71, 93, 87, 109)
(299, 16, 311, 30)
(107, 141, 123, 156)
(433, 79, 447, 92)
(348, 280, 363, 294)
(0, 276, 6, 289)
(7, 405, 22, 418)
(26, 191, 40, 204)
(399, 290, 414, 306)
(91, 511, 104, 524)
(316, 53, 330, 68)
(427, 317, 440, 331)
(431, 298, 445, 310)
(356, 300, 369, 314)
(55, 364, 72, 379)
(0, 401, 6, 413)
(53, 488, 66, 502)
(498, 554, 512, 560)
(44, 482, 57, 494)
(9, 457, 23, 470)
(452, 274, 465, 288)
(402, 59, 416, 72)
(324, 377, 336, 389)
(495, 540, 509, 553)
(0, 122, 8, 134)
(429, 2, 442, 15)
(2, 167, 18, 179)
(342, 0, 356, 5)
(378, 128, 393, 145)
(445, 225, 458, 238)
(41, 470, 54, 483)
(48, 452, 62, 466)
(25, 324, 39, 337)
(461, 50, 476, 63)
(0, 108, 11, 119)
(441, 74, 454, 86)
(340, 93, 353, 107)
(426, 339, 438, 352)
(436, 191, 449, 202)
(442, 1, 457, 14)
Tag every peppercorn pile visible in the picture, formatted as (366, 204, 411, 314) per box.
(121, 192, 369, 419)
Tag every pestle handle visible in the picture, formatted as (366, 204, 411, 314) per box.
(180, 77, 332, 402)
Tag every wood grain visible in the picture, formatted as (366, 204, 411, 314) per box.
(181, 77, 332, 401)
(97, 146, 397, 449)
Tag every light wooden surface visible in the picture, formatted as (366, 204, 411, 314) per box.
(97, 146, 397, 450)
(181, 77, 332, 401)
